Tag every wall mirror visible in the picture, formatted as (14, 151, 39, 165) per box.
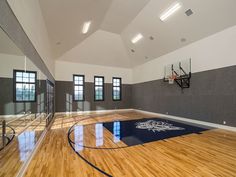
(0, 27, 53, 177)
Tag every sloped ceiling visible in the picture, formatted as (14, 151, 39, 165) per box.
(39, 0, 236, 68)
(57, 30, 131, 68)
(100, 0, 150, 34)
(39, 0, 112, 58)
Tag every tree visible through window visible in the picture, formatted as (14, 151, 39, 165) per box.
(14, 70, 37, 102)
(94, 76, 104, 101)
(112, 77, 121, 101)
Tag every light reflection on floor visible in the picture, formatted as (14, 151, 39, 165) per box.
(113, 121, 121, 143)
(95, 123, 103, 147)
(74, 125, 84, 152)
(17, 131, 36, 162)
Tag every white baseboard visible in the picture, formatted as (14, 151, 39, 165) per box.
(135, 109, 236, 132)
(55, 109, 134, 116)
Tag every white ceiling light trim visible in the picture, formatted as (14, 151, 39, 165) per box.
(160, 2, 181, 21)
(82, 21, 91, 34)
(131, 33, 143, 43)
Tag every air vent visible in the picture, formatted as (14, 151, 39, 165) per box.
(185, 9, 193, 16)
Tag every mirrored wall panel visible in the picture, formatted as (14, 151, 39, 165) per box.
(0, 27, 54, 177)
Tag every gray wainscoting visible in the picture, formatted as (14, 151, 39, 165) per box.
(55, 81, 132, 112)
(132, 65, 236, 127)
(0, 78, 46, 115)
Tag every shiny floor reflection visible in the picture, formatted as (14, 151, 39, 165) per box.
(18, 131, 36, 161)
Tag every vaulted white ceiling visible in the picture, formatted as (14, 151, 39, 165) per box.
(57, 30, 131, 68)
(39, 0, 236, 68)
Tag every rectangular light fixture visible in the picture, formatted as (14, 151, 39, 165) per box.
(82, 21, 91, 34)
(131, 33, 143, 44)
(160, 2, 181, 21)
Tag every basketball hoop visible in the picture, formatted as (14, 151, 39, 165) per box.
(168, 74, 176, 84)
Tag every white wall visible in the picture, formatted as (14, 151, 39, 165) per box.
(133, 25, 236, 84)
(55, 61, 132, 84)
(7, 0, 55, 76)
(0, 53, 46, 80)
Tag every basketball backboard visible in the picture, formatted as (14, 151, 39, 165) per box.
(164, 58, 191, 80)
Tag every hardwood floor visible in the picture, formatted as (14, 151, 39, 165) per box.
(23, 111, 236, 177)
(0, 117, 47, 177)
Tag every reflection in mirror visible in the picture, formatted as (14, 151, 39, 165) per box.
(113, 121, 121, 143)
(0, 27, 51, 177)
(95, 123, 104, 147)
(74, 125, 84, 152)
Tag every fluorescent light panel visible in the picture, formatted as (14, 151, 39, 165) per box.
(131, 33, 143, 44)
(160, 2, 181, 21)
(82, 21, 91, 34)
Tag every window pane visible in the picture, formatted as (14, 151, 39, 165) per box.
(30, 73, 35, 78)
(23, 77, 29, 82)
(15, 71, 36, 102)
(112, 78, 121, 100)
(16, 76, 23, 82)
(23, 72, 29, 78)
(29, 78, 35, 83)
(74, 80, 79, 85)
(94, 77, 104, 100)
(16, 72, 22, 77)
(73, 75, 84, 101)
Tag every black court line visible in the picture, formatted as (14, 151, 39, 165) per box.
(0, 125, 15, 151)
(68, 122, 113, 177)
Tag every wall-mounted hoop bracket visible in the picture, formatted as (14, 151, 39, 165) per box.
(163, 58, 191, 89)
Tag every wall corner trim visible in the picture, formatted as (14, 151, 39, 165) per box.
(134, 109, 236, 132)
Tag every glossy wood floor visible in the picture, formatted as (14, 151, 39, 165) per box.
(0, 117, 47, 177)
(22, 111, 236, 177)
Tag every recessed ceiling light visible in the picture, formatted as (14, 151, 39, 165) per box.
(160, 2, 181, 21)
(82, 21, 91, 34)
(131, 33, 143, 44)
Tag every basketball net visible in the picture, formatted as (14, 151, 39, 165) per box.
(168, 74, 176, 84)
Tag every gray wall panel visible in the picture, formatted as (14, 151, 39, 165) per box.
(0, 77, 46, 115)
(55, 81, 132, 112)
(132, 65, 236, 127)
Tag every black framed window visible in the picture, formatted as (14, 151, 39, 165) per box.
(73, 75, 85, 101)
(94, 76, 104, 101)
(112, 77, 121, 101)
(14, 70, 37, 102)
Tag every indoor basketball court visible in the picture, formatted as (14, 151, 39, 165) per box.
(1, 0, 236, 177)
